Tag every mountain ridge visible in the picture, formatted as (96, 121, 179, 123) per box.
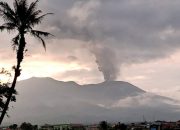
(19, 77, 145, 90)
(3, 77, 180, 125)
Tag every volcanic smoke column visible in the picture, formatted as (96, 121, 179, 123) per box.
(90, 44, 119, 82)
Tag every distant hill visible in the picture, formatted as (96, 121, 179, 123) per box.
(3, 77, 180, 125)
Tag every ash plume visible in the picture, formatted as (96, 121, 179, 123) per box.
(90, 44, 119, 82)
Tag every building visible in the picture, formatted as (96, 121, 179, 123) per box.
(85, 124, 99, 130)
(40, 124, 85, 130)
(39, 124, 54, 130)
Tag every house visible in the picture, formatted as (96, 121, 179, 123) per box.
(53, 124, 85, 130)
(85, 124, 99, 130)
(40, 124, 85, 130)
(39, 124, 54, 130)
(0, 126, 10, 130)
(53, 124, 71, 130)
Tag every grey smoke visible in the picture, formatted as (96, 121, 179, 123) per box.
(66, 0, 120, 81)
(31, 0, 180, 82)
(41, 0, 180, 60)
(51, 0, 120, 82)
(90, 44, 119, 81)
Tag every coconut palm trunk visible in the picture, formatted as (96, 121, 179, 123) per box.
(0, 69, 19, 125)
(0, 33, 25, 125)
(0, 0, 52, 125)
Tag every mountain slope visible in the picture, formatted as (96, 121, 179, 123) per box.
(3, 77, 180, 125)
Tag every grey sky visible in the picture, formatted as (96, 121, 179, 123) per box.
(0, 0, 180, 99)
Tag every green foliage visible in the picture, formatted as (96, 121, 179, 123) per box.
(113, 122, 127, 130)
(9, 124, 18, 130)
(0, 68, 17, 116)
(20, 122, 38, 130)
(20, 122, 33, 130)
(99, 121, 111, 130)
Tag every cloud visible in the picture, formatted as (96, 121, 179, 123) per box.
(67, 56, 78, 62)
(112, 93, 180, 109)
(68, 0, 101, 25)
(37, 0, 180, 79)
(125, 75, 148, 81)
(54, 69, 103, 84)
(39, 0, 102, 42)
(4, 0, 180, 63)
(2, 0, 180, 85)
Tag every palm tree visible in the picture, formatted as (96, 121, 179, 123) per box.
(0, 0, 52, 125)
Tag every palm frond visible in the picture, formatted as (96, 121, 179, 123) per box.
(30, 32, 46, 50)
(27, 0, 39, 14)
(15, 0, 29, 25)
(30, 10, 42, 19)
(24, 0, 41, 26)
(29, 13, 53, 27)
(2, 22, 17, 28)
(18, 0, 28, 12)
(0, 2, 15, 16)
(0, 25, 16, 32)
(12, 34, 20, 51)
(31, 29, 53, 37)
(25, 10, 42, 27)
(2, 11, 17, 23)
(13, 0, 19, 14)
(37, 35, 46, 50)
(0, 0, 53, 50)
(30, 30, 52, 50)
(0, 2, 17, 24)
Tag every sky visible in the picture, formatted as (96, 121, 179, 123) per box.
(0, 0, 180, 100)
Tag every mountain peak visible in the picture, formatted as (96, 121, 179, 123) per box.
(4, 77, 180, 125)
(27, 76, 55, 81)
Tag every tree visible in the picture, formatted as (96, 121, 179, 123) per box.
(99, 121, 111, 130)
(20, 122, 38, 130)
(20, 122, 33, 130)
(0, 83, 17, 116)
(9, 124, 18, 130)
(0, 0, 52, 125)
(0, 68, 16, 116)
(113, 122, 127, 130)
